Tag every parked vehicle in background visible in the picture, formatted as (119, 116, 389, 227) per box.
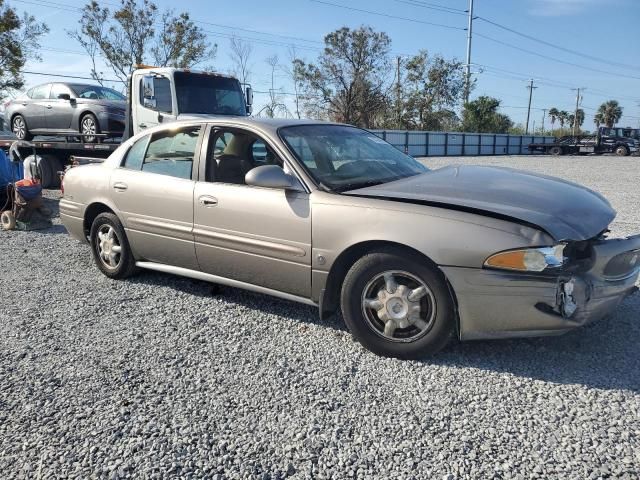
(5, 83, 126, 142)
(60, 118, 640, 359)
(0, 67, 253, 185)
(528, 126, 638, 156)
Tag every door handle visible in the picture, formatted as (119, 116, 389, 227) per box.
(139, 123, 147, 129)
(113, 182, 128, 192)
(198, 195, 218, 207)
(45, 105, 52, 109)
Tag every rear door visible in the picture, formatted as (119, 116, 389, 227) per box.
(45, 83, 76, 130)
(22, 84, 50, 130)
(109, 124, 203, 269)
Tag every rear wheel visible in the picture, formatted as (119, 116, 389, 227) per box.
(340, 248, 455, 359)
(549, 145, 563, 156)
(1, 211, 16, 230)
(89, 213, 138, 279)
(80, 113, 100, 143)
(615, 145, 629, 156)
(12, 115, 33, 141)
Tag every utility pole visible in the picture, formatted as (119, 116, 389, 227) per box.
(525, 79, 537, 135)
(571, 88, 583, 136)
(541, 108, 546, 135)
(396, 56, 402, 128)
(464, 0, 474, 104)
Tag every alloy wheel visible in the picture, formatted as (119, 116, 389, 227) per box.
(12, 117, 26, 140)
(96, 224, 122, 269)
(81, 116, 97, 142)
(361, 270, 437, 343)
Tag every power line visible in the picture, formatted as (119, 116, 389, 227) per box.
(475, 32, 640, 81)
(391, 0, 467, 16)
(309, 0, 465, 30)
(476, 16, 640, 72)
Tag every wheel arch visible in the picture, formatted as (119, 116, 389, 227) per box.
(83, 201, 117, 238)
(319, 240, 460, 333)
(78, 110, 99, 132)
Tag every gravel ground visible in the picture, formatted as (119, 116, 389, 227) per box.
(1, 155, 639, 479)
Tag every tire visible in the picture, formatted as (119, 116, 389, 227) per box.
(89, 212, 138, 279)
(549, 146, 563, 156)
(80, 113, 99, 143)
(340, 248, 455, 359)
(1, 211, 16, 230)
(615, 145, 629, 156)
(12, 115, 33, 141)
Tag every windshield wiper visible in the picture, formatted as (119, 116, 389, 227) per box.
(333, 179, 390, 193)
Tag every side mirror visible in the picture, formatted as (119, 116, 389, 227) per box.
(142, 75, 157, 109)
(245, 165, 303, 191)
(58, 93, 71, 101)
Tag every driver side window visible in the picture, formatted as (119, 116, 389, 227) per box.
(205, 129, 282, 185)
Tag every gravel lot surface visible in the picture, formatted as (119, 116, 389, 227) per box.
(1, 155, 639, 479)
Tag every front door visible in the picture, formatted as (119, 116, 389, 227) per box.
(46, 83, 76, 131)
(193, 127, 312, 298)
(109, 124, 203, 269)
(133, 76, 174, 132)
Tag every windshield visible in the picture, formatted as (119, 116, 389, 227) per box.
(70, 84, 125, 101)
(280, 125, 428, 192)
(174, 72, 246, 116)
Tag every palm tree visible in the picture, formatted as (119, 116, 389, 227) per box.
(548, 107, 559, 132)
(596, 100, 623, 128)
(575, 108, 585, 128)
(558, 110, 569, 129)
(594, 112, 604, 128)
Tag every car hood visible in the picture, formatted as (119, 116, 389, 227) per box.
(344, 165, 616, 241)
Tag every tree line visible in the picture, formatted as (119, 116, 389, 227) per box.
(1, 0, 632, 135)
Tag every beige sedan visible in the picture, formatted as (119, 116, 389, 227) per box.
(60, 118, 640, 358)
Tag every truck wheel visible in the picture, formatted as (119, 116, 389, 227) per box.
(340, 247, 455, 359)
(89, 213, 138, 279)
(12, 115, 33, 141)
(549, 146, 563, 156)
(80, 113, 100, 143)
(615, 146, 629, 156)
(1, 211, 16, 230)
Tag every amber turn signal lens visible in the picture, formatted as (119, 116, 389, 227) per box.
(485, 250, 528, 271)
(484, 245, 565, 272)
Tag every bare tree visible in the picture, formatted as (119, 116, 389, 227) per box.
(69, 0, 214, 85)
(258, 55, 289, 118)
(228, 35, 252, 86)
(280, 46, 304, 119)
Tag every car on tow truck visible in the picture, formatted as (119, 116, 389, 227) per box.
(60, 118, 640, 358)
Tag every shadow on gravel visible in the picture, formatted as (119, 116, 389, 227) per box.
(428, 294, 640, 393)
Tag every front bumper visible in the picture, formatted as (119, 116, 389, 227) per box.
(442, 234, 640, 340)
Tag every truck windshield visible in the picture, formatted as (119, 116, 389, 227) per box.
(280, 125, 428, 192)
(174, 72, 246, 116)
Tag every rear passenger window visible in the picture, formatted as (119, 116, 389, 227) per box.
(141, 126, 201, 179)
(122, 135, 149, 170)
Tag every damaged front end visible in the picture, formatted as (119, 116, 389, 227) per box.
(441, 233, 640, 341)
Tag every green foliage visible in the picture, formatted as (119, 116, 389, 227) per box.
(398, 50, 466, 130)
(294, 26, 392, 128)
(460, 96, 513, 133)
(0, 0, 48, 94)
(70, 0, 214, 84)
(596, 100, 623, 128)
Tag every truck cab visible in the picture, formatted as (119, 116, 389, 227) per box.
(128, 67, 253, 137)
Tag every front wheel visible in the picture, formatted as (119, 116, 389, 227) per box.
(615, 145, 629, 156)
(80, 113, 100, 143)
(89, 212, 138, 279)
(340, 248, 455, 359)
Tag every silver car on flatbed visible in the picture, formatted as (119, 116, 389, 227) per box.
(60, 118, 640, 358)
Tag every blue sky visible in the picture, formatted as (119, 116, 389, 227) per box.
(18, 0, 640, 129)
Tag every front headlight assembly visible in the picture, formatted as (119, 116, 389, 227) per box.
(484, 244, 566, 272)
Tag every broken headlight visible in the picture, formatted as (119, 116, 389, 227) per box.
(484, 244, 566, 272)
